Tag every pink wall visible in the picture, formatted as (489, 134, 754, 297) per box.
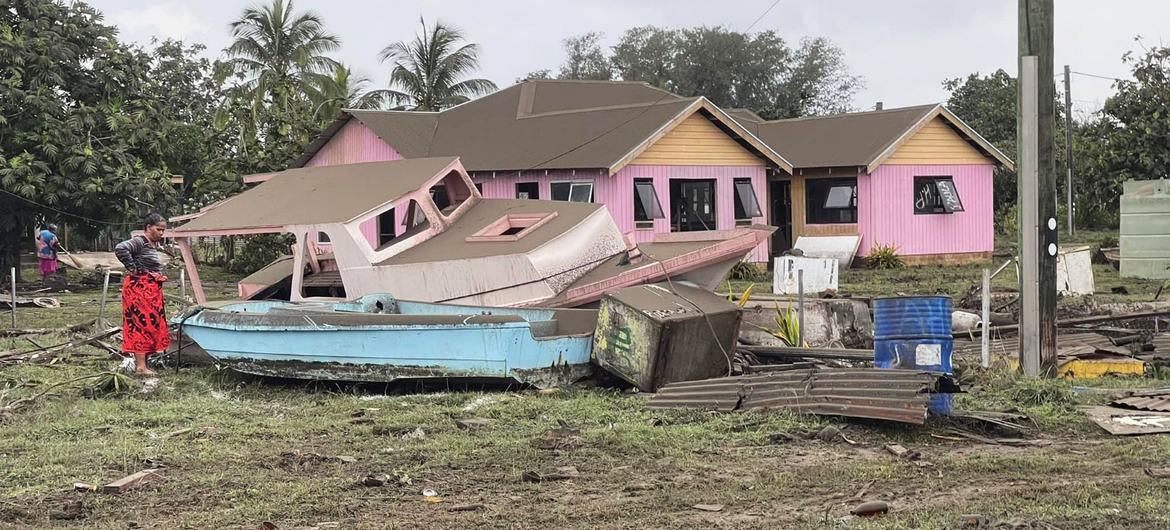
(857, 164, 994, 256)
(471, 165, 769, 262)
(305, 120, 405, 246)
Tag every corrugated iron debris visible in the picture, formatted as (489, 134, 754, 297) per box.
(1109, 388, 1170, 412)
(646, 368, 960, 424)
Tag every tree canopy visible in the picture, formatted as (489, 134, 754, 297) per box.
(369, 19, 498, 111)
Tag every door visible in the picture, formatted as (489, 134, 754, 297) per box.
(770, 180, 792, 255)
(669, 179, 716, 232)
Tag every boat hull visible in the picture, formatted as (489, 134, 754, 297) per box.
(178, 296, 596, 388)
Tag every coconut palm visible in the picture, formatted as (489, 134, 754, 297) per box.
(309, 64, 387, 119)
(220, 0, 340, 112)
(368, 19, 497, 111)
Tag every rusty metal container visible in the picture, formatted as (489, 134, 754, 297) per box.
(592, 283, 742, 392)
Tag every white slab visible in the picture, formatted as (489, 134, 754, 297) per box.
(773, 256, 839, 295)
(793, 235, 862, 268)
(1056, 246, 1094, 296)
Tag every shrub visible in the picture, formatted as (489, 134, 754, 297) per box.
(227, 234, 295, 275)
(728, 260, 769, 281)
(865, 244, 904, 269)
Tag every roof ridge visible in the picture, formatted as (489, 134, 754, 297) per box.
(518, 96, 696, 119)
(759, 103, 940, 125)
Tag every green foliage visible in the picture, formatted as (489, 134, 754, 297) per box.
(227, 234, 294, 275)
(769, 304, 805, 347)
(552, 26, 862, 119)
(728, 260, 769, 281)
(369, 19, 497, 111)
(865, 244, 904, 269)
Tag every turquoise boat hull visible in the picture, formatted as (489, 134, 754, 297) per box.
(175, 294, 596, 387)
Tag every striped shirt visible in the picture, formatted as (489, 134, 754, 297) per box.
(114, 235, 163, 274)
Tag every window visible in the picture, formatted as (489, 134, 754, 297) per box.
(515, 182, 540, 200)
(474, 182, 483, 194)
(914, 176, 965, 214)
(377, 208, 396, 246)
(550, 181, 593, 202)
(316, 232, 331, 244)
(633, 179, 664, 228)
(430, 185, 451, 211)
(669, 179, 716, 232)
(733, 178, 762, 225)
(805, 178, 857, 224)
(465, 212, 559, 242)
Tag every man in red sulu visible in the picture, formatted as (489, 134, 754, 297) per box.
(114, 213, 170, 375)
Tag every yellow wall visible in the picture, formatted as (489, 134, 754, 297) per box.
(633, 112, 766, 166)
(884, 117, 994, 165)
(789, 176, 860, 240)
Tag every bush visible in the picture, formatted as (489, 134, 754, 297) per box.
(728, 260, 769, 281)
(865, 244, 904, 269)
(227, 234, 294, 275)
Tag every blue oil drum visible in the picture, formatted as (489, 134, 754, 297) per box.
(873, 296, 953, 415)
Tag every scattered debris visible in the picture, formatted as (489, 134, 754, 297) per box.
(1144, 468, 1170, 479)
(623, 481, 658, 492)
(883, 444, 920, 460)
(815, 425, 858, 445)
(691, 503, 725, 512)
(73, 482, 97, 492)
(401, 427, 426, 441)
(1085, 405, 1170, 436)
(1109, 388, 1170, 411)
(163, 428, 194, 439)
(774, 256, 839, 296)
(0, 327, 120, 364)
(259, 522, 278, 530)
(361, 474, 390, 487)
(48, 498, 85, 520)
(455, 418, 493, 431)
(646, 368, 960, 425)
(0, 296, 61, 309)
(462, 395, 500, 412)
(521, 466, 579, 483)
(447, 503, 484, 512)
(534, 421, 584, 451)
(101, 469, 161, 494)
(957, 514, 991, 528)
(850, 500, 889, 517)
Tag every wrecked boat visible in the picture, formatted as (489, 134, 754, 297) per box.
(177, 294, 598, 387)
(168, 156, 773, 308)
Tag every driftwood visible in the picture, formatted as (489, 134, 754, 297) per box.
(101, 469, 162, 494)
(0, 328, 119, 363)
(0, 320, 96, 338)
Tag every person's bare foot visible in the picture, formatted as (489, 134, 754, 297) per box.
(135, 366, 157, 376)
(133, 353, 156, 376)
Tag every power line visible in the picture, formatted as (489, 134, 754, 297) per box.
(1071, 71, 1123, 82)
(745, 0, 782, 32)
(0, 187, 137, 227)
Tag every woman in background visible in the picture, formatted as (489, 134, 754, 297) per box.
(114, 213, 170, 375)
(36, 224, 62, 280)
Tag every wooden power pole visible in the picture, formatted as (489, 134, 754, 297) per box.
(1064, 64, 1075, 236)
(1018, 0, 1058, 377)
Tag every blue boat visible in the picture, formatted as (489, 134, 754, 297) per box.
(175, 294, 598, 387)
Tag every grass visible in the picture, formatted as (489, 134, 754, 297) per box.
(5, 249, 1170, 528)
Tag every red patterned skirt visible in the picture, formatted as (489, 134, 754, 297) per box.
(122, 274, 170, 355)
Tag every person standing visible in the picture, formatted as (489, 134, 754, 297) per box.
(114, 213, 170, 375)
(36, 224, 62, 280)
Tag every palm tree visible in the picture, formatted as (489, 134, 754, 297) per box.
(369, 19, 497, 111)
(309, 64, 387, 119)
(220, 0, 340, 113)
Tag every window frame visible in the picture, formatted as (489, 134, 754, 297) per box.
(465, 212, 559, 242)
(632, 178, 664, 229)
(732, 177, 763, 225)
(805, 177, 858, 225)
(550, 181, 594, 203)
(913, 175, 965, 215)
(515, 181, 540, 200)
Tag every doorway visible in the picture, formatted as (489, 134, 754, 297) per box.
(669, 179, 716, 232)
(770, 180, 792, 255)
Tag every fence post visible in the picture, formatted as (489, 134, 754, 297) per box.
(98, 269, 111, 329)
(9, 267, 15, 328)
(982, 268, 991, 368)
(797, 269, 805, 347)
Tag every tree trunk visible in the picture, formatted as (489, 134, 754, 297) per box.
(0, 222, 28, 284)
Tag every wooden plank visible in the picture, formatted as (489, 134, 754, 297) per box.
(101, 469, 161, 494)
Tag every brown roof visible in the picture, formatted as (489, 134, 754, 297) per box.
(297, 80, 791, 173)
(379, 198, 606, 265)
(172, 157, 460, 234)
(739, 104, 1013, 172)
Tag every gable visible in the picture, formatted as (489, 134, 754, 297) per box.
(632, 111, 766, 167)
(884, 117, 994, 166)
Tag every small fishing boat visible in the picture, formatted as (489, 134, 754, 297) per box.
(176, 294, 598, 387)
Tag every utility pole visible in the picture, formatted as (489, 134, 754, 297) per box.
(1018, 0, 1058, 377)
(1063, 64, 1074, 236)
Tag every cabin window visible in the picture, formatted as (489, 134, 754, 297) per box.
(465, 212, 559, 242)
(550, 181, 593, 202)
(914, 176, 965, 214)
(474, 182, 483, 194)
(806, 178, 857, 224)
(316, 232, 331, 244)
(733, 178, 762, 225)
(434, 170, 473, 215)
(377, 208, 397, 246)
(633, 179, 664, 228)
(515, 182, 540, 200)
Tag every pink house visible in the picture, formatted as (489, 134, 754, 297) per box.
(273, 80, 793, 263)
(731, 104, 1014, 263)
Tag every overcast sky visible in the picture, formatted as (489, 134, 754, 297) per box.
(94, 0, 1168, 119)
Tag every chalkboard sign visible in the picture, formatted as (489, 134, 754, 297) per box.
(914, 176, 964, 214)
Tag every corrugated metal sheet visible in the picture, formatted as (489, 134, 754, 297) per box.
(1120, 179, 1170, 280)
(646, 368, 957, 424)
(1111, 389, 1170, 412)
(858, 164, 994, 256)
(953, 332, 1132, 358)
